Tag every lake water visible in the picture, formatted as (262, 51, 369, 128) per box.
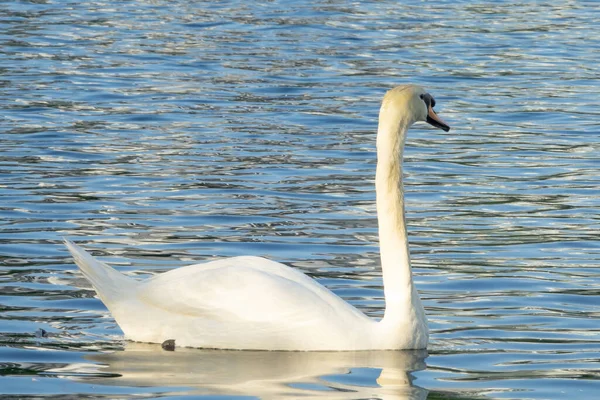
(1, 1, 599, 398)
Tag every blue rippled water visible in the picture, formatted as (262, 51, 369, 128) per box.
(1, 1, 599, 399)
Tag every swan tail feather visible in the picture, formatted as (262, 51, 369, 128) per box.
(64, 239, 136, 304)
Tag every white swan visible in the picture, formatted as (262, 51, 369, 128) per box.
(65, 84, 450, 351)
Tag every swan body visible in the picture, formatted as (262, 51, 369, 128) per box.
(65, 84, 450, 351)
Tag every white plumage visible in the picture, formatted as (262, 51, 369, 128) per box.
(65, 84, 450, 351)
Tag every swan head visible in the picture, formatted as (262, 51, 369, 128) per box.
(381, 85, 450, 132)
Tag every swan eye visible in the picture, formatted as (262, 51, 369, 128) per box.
(420, 93, 436, 109)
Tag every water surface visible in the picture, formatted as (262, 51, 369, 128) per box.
(1, 1, 599, 399)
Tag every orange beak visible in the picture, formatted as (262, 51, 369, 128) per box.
(426, 105, 450, 132)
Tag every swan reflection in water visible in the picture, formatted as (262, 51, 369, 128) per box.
(80, 343, 428, 399)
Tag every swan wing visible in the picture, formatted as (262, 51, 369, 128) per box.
(135, 256, 365, 325)
(130, 257, 376, 349)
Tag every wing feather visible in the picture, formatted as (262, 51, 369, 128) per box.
(135, 257, 346, 325)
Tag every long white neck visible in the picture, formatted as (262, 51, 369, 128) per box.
(375, 108, 417, 322)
